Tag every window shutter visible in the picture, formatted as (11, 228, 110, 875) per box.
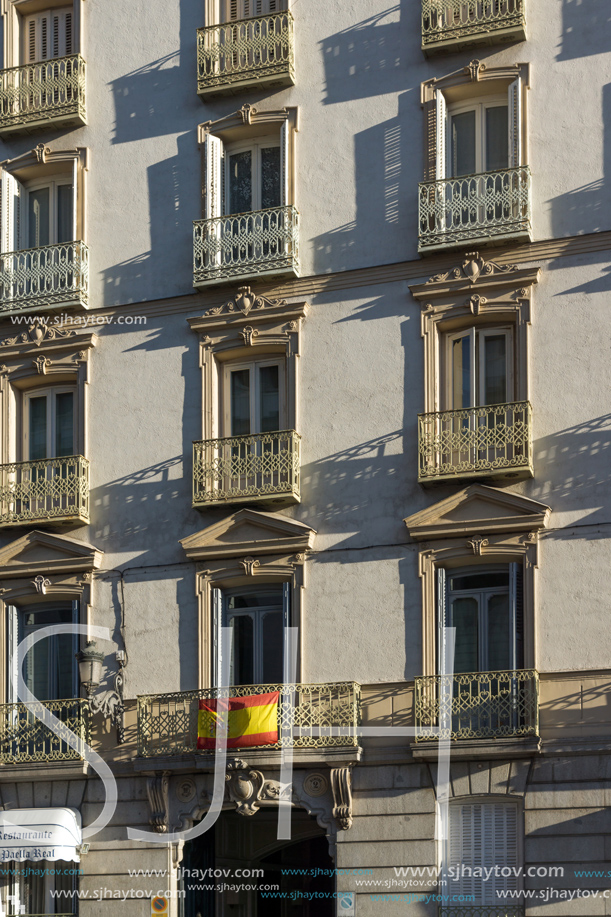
(204, 134, 225, 220)
(7, 605, 18, 704)
(436, 566, 450, 676)
(212, 587, 222, 687)
(509, 562, 524, 669)
(508, 76, 522, 167)
(448, 803, 519, 904)
(1, 169, 24, 254)
(71, 158, 79, 240)
(26, 16, 37, 63)
(280, 119, 290, 207)
(281, 582, 291, 683)
(435, 90, 447, 180)
(71, 601, 79, 696)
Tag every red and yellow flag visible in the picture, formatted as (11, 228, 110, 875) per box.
(197, 692, 280, 750)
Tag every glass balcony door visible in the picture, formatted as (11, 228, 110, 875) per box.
(27, 180, 74, 248)
(22, 387, 75, 518)
(223, 588, 284, 686)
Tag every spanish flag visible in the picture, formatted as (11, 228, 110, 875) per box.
(197, 692, 280, 750)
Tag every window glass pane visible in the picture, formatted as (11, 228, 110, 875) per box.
(485, 106, 508, 172)
(229, 614, 254, 686)
(450, 570, 509, 592)
(451, 597, 478, 673)
(487, 593, 511, 670)
(451, 110, 476, 177)
(28, 187, 50, 248)
(482, 334, 507, 405)
(57, 184, 74, 243)
(20, 606, 73, 700)
(261, 146, 281, 210)
(229, 150, 252, 215)
(228, 590, 282, 609)
(258, 365, 280, 432)
(55, 391, 74, 456)
(262, 610, 283, 683)
(230, 369, 251, 436)
(451, 335, 472, 409)
(29, 396, 48, 460)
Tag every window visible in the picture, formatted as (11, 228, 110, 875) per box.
(445, 327, 512, 410)
(223, 0, 285, 22)
(7, 602, 78, 703)
(24, 386, 75, 460)
(22, 6, 73, 64)
(216, 584, 290, 685)
(1, 171, 76, 253)
(448, 98, 510, 178)
(446, 801, 520, 905)
(5, 860, 76, 915)
(224, 358, 284, 436)
(226, 138, 281, 215)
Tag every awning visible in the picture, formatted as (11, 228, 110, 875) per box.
(0, 808, 81, 862)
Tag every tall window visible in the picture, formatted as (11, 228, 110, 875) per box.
(214, 585, 289, 686)
(446, 801, 520, 905)
(448, 100, 509, 177)
(22, 7, 74, 64)
(26, 180, 74, 248)
(226, 139, 281, 215)
(445, 327, 512, 410)
(24, 387, 75, 461)
(8, 603, 78, 703)
(223, 359, 284, 436)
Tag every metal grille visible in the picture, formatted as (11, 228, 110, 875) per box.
(414, 670, 539, 741)
(193, 431, 300, 506)
(418, 402, 532, 482)
(0, 241, 89, 313)
(439, 908, 525, 917)
(137, 682, 361, 757)
(0, 456, 89, 526)
(0, 698, 89, 763)
(0, 55, 86, 130)
(418, 167, 531, 250)
(193, 206, 299, 286)
(422, 0, 525, 47)
(197, 13, 294, 93)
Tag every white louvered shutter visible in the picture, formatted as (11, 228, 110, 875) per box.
(212, 588, 222, 688)
(508, 562, 524, 670)
(448, 803, 519, 905)
(71, 157, 79, 240)
(508, 76, 522, 168)
(7, 605, 18, 704)
(279, 119, 290, 207)
(281, 582, 292, 683)
(436, 90, 447, 180)
(436, 566, 450, 676)
(204, 134, 225, 219)
(24, 8, 73, 63)
(1, 169, 24, 254)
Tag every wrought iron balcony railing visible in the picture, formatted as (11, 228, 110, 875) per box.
(418, 401, 533, 483)
(0, 54, 86, 133)
(193, 206, 299, 287)
(0, 241, 88, 314)
(0, 455, 89, 527)
(418, 166, 532, 252)
(197, 12, 295, 96)
(193, 430, 300, 507)
(439, 907, 525, 917)
(0, 698, 89, 764)
(422, 0, 525, 53)
(415, 670, 539, 742)
(138, 682, 361, 757)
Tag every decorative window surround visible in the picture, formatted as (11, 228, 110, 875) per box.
(0, 527, 102, 704)
(180, 508, 316, 689)
(404, 483, 551, 678)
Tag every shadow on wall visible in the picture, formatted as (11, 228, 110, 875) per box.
(551, 84, 611, 236)
(558, 0, 611, 60)
(312, 92, 416, 274)
(101, 132, 197, 306)
(530, 414, 611, 525)
(320, 4, 412, 105)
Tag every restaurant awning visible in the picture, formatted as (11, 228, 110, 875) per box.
(0, 808, 81, 862)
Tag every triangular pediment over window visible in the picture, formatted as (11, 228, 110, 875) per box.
(404, 485, 551, 541)
(0, 530, 103, 578)
(181, 510, 317, 560)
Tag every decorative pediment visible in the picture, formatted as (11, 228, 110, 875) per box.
(180, 510, 316, 561)
(187, 286, 308, 341)
(410, 251, 540, 305)
(0, 530, 103, 578)
(0, 318, 96, 379)
(404, 485, 551, 541)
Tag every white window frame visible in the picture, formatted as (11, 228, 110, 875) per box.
(447, 95, 509, 177)
(23, 384, 76, 461)
(222, 357, 286, 437)
(22, 175, 75, 249)
(444, 325, 514, 410)
(224, 136, 282, 215)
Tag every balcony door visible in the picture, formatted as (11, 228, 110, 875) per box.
(24, 387, 75, 461)
(10, 603, 78, 702)
(446, 327, 512, 410)
(214, 585, 289, 687)
(22, 8, 74, 64)
(21, 388, 76, 518)
(226, 139, 281, 216)
(223, 0, 284, 21)
(26, 179, 74, 249)
(448, 100, 509, 178)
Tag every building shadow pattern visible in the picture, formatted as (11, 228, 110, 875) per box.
(558, 0, 611, 61)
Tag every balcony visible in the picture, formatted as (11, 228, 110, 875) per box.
(193, 430, 300, 508)
(414, 670, 539, 742)
(439, 909, 524, 917)
(418, 166, 532, 252)
(0, 456, 90, 527)
(193, 206, 299, 287)
(422, 0, 525, 55)
(418, 401, 533, 484)
(197, 12, 295, 97)
(0, 54, 86, 135)
(0, 241, 89, 315)
(0, 698, 89, 764)
(137, 682, 361, 757)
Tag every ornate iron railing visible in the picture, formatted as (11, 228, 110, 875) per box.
(193, 430, 300, 506)
(0, 698, 89, 764)
(197, 12, 294, 94)
(418, 401, 532, 482)
(0, 241, 88, 313)
(138, 682, 361, 757)
(415, 670, 539, 741)
(0, 54, 86, 132)
(418, 167, 531, 251)
(422, 0, 525, 49)
(193, 206, 299, 286)
(439, 908, 525, 917)
(0, 456, 89, 526)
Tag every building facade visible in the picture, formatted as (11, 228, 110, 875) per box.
(0, 0, 608, 915)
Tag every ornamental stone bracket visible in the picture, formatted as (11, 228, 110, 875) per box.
(147, 772, 170, 834)
(329, 766, 353, 830)
(225, 759, 291, 816)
